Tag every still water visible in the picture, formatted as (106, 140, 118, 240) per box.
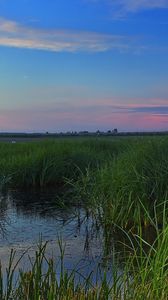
(0, 189, 114, 281)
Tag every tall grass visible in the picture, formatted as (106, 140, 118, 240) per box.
(1, 213, 168, 299)
(1, 136, 168, 298)
(0, 135, 166, 225)
(0, 239, 116, 300)
(0, 137, 129, 188)
(74, 136, 168, 227)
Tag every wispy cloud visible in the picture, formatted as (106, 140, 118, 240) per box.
(1, 101, 168, 132)
(89, 0, 168, 16)
(0, 17, 141, 53)
(115, 0, 168, 13)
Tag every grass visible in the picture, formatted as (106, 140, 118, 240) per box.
(0, 137, 129, 188)
(1, 136, 168, 298)
(1, 215, 168, 300)
(1, 135, 168, 225)
(0, 239, 116, 300)
(73, 136, 168, 227)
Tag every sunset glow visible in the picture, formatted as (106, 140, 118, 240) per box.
(0, 1, 168, 132)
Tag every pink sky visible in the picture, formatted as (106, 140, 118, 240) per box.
(1, 101, 168, 132)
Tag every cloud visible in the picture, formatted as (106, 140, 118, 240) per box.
(1, 102, 168, 132)
(113, 104, 168, 115)
(130, 106, 168, 114)
(115, 0, 168, 13)
(89, 0, 168, 16)
(0, 17, 141, 53)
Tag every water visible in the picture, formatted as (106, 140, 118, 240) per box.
(0, 189, 114, 282)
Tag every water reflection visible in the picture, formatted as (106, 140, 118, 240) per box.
(0, 189, 112, 281)
(0, 192, 10, 236)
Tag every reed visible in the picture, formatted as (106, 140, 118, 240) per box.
(0, 218, 168, 300)
(0, 136, 168, 298)
(74, 136, 168, 227)
(0, 137, 128, 188)
(0, 239, 116, 300)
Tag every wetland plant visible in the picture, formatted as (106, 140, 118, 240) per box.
(0, 219, 168, 299)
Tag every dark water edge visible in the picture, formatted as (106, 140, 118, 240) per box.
(0, 188, 119, 283)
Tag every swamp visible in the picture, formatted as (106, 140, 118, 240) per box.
(0, 136, 168, 299)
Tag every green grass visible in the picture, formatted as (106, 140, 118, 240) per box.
(1, 218, 168, 300)
(1, 136, 168, 298)
(0, 137, 128, 188)
(0, 239, 117, 300)
(74, 136, 168, 227)
(1, 135, 168, 225)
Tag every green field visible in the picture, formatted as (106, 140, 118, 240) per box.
(1, 136, 168, 299)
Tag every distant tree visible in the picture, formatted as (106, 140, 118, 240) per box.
(113, 128, 118, 134)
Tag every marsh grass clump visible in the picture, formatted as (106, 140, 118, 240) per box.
(74, 137, 168, 227)
(1, 218, 168, 300)
(111, 138, 168, 203)
(0, 240, 116, 300)
(1, 136, 167, 226)
(1, 136, 168, 298)
(0, 137, 128, 188)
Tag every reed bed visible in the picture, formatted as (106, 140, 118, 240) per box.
(0, 218, 168, 300)
(1, 136, 168, 298)
(0, 137, 128, 188)
(1, 135, 168, 225)
(74, 136, 168, 227)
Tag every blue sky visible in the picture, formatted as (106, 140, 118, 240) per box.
(0, 0, 168, 132)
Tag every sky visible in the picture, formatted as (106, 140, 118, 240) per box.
(0, 0, 168, 132)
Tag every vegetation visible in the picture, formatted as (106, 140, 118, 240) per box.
(73, 136, 168, 227)
(1, 136, 168, 298)
(0, 138, 128, 188)
(1, 218, 168, 300)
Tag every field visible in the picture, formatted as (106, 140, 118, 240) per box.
(0, 136, 168, 299)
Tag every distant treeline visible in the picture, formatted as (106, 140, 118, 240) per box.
(1, 130, 168, 138)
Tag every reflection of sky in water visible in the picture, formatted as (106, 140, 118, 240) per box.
(0, 189, 114, 282)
